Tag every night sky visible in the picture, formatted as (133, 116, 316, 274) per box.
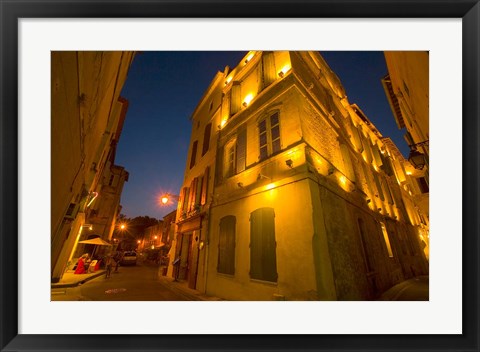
(116, 51, 407, 220)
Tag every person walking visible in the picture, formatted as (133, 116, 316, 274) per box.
(104, 255, 113, 278)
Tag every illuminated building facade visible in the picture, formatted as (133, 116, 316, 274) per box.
(173, 51, 429, 300)
(51, 52, 135, 283)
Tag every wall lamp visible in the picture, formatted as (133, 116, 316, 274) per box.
(408, 140, 429, 170)
(285, 159, 293, 168)
(257, 174, 271, 181)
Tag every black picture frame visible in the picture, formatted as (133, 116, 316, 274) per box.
(1, 1, 478, 351)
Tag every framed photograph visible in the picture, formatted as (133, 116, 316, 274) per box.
(1, 1, 478, 351)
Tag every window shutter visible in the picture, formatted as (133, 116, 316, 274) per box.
(236, 128, 247, 173)
(202, 123, 212, 156)
(201, 167, 209, 205)
(380, 153, 394, 176)
(250, 207, 277, 282)
(373, 172, 385, 201)
(189, 141, 198, 169)
(262, 52, 276, 87)
(230, 82, 241, 115)
(372, 144, 383, 167)
(218, 215, 235, 275)
(215, 145, 224, 186)
(340, 144, 355, 182)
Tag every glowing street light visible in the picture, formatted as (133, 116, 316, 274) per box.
(160, 193, 180, 205)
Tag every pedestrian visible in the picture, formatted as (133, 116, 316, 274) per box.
(114, 250, 123, 272)
(74, 254, 88, 274)
(104, 255, 112, 278)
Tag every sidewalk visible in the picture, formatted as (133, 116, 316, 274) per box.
(51, 269, 106, 289)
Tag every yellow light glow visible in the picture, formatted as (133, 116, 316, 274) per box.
(225, 75, 232, 85)
(161, 196, 169, 204)
(265, 183, 276, 191)
(339, 175, 347, 186)
(154, 236, 158, 239)
(151, 245, 154, 250)
(220, 119, 227, 128)
(406, 171, 412, 175)
(137, 240, 141, 244)
(244, 53, 254, 63)
(279, 64, 291, 77)
(120, 224, 126, 230)
(243, 94, 254, 107)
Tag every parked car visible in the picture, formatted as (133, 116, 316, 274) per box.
(120, 251, 137, 265)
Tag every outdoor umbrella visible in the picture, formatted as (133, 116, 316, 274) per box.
(78, 237, 112, 258)
(78, 237, 112, 246)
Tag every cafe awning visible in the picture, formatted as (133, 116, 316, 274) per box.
(79, 237, 112, 246)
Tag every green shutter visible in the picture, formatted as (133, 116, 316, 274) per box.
(250, 208, 277, 282)
(230, 82, 241, 115)
(262, 52, 276, 87)
(236, 128, 247, 173)
(218, 216, 235, 275)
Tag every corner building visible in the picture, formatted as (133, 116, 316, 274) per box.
(174, 51, 429, 300)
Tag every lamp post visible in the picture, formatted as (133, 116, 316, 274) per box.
(160, 193, 180, 205)
(408, 140, 429, 170)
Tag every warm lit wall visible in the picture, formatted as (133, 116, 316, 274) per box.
(51, 51, 134, 282)
(182, 51, 429, 300)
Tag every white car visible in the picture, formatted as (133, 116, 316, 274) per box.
(120, 251, 137, 265)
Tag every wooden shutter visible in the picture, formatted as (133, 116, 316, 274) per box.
(250, 208, 277, 282)
(218, 215, 235, 275)
(215, 145, 224, 186)
(262, 52, 276, 87)
(189, 140, 198, 169)
(373, 172, 385, 201)
(201, 167, 209, 205)
(202, 123, 212, 156)
(236, 128, 247, 173)
(230, 82, 241, 115)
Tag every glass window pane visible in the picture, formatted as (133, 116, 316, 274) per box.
(259, 133, 267, 146)
(270, 112, 279, 126)
(271, 126, 280, 140)
(259, 119, 266, 132)
(272, 139, 281, 153)
(260, 146, 268, 160)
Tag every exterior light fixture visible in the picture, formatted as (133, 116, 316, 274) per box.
(243, 94, 254, 107)
(160, 193, 180, 205)
(120, 224, 126, 230)
(408, 140, 428, 170)
(257, 174, 271, 181)
(237, 182, 244, 188)
(328, 167, 335, 175)
(278, 64, 291, 78)
(86, 191, 99, 207)
(82, 224, 93, 230)
(285, 159, 293, 168)
(408, 149, 426, 170)
(137, 240, 141, 244)
(244, 53, 254, 64)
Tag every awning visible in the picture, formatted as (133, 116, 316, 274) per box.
(79, 237, 112, 246)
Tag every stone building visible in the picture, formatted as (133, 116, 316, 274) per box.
(170, 51, 429, 300)
(51, 51, 135, 282)
(382, 51, 429, 257)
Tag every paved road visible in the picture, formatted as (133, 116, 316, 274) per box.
(378, 276, 429, 301)
(52, 262, 189, 301)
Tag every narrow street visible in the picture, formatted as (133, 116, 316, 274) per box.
(51, 262, 189, 301)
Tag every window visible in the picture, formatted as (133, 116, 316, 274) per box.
(218, 216, 236, 275)
(250, 207, 277, 282)
(259, 112, 281, 161)
(226, 142, 236, 178)
(224, 128, 247, 178)
(189, 140, 198, 169)
(202, 123, 212, 156)
(417, 177, 429, 193)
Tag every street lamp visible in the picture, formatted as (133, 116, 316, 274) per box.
(160, 193, 180, 205)
(408, 140, 429, 170)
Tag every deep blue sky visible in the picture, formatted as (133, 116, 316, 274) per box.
(117, 51, 407, 220)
